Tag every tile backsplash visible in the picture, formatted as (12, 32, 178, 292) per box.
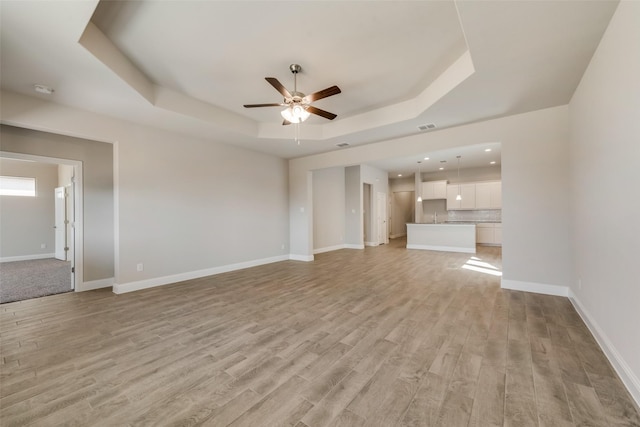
(447, 209, 502, 222)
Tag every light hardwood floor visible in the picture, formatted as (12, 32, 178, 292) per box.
(1, 239, 639, 426)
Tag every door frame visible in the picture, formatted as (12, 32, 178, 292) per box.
(1, 151, 83, 291)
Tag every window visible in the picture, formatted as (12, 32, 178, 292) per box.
(0, 176, 36, 197)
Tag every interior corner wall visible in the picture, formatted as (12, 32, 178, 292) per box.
(312, 167, 345, 252)
(0, 124, 114, 281)
(0, 158, 58, 259)
(569, 0, 640, 403)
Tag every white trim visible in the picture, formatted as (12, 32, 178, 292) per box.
(389, 233, 406, 239)
(344, 244, 365, 250)
(289, 254, 314, 262)
(0, 253, 55, 263)
(364, 241, 379, 247)
(500, 279, 569, 297)
(313, 244, 346, 254)
(569, 290, 640, 407)
(77, 277, 113, 292)
(407, 244, 475, 253)
(113, 255, 290, 294)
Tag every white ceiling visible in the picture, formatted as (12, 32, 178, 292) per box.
(0, 0, 618, 173)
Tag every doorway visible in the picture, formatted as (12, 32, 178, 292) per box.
(0, 151, 83, 294)
(390, 191, 415, 238)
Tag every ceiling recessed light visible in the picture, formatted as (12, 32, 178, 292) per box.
(485, 148, 492, 152)
(424, 157, 429, 160)
(33, 84, 54, 95)
(490, 161, 496, 164)
(398, 174, 402, 177)
(439, 167, 444, 170)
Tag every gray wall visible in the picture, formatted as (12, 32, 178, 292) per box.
(312, 167, 345, 251)
(0, 158, 57, 258)
(0, 125, 114, 282)
(344, 166, 361, 246)
(569, 0, 640, 401)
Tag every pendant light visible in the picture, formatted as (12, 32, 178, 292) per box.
(416, 161, 423, 202)
(455, 155, 462, 201)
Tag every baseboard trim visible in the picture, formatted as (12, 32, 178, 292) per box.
(406, 244, 475, 254)
(1, 253, 55, 263)
(113, 255, 290, 294)
(500, 279, 569, 297)
(364, 241, 379, 247)
(77, 277, 114, 292)
(289, 254, 314, 262)
(389, 233, 406, 239)
(313, 244, 346, 254)
(344, 244, 365, 250)
(569, 291, 640, 407)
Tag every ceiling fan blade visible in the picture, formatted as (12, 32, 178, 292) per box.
(265, 77, 292, 98)
(307, 105, 337, 120)
(243, 103, 286, 108)
(303, 85, 341, 103)
(282, 119, 292, 126)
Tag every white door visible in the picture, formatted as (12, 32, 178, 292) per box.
(54, 186, 67, 261)
(376, 192, 387, 245)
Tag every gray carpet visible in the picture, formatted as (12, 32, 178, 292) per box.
(0, 258, 72, 303)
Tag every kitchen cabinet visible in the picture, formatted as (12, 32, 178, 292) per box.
(447, 181, 501, 210)
(446, 183, 476, 210)
(475, 181, 502, 209)
(476, 223, 502, 245)
(494, 223, 502, 244)
(421, 180, 447, 200)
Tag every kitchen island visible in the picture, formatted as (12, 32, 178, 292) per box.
(406, 223, 476, 253)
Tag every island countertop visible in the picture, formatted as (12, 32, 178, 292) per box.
(406, 222, 476, 253)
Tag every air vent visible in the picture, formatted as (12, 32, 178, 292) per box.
(336, 142, 350, 148)
(417, 123, 436, 131)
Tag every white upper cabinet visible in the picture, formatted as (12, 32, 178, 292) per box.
(475, 181, 502, 209)
(421, 180, 447, 200)
(447, 181, 500, 210)
(446, 183, 476, 209)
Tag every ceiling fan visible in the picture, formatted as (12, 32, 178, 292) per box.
(243, 64, 341, 125)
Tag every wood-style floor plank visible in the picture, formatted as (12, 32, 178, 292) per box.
(1, 239, 638, 426)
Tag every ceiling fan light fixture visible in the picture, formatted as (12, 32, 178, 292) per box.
(281, 104, 310, 123)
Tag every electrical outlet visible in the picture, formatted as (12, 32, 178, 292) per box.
(281, 244, 285, 250)
(40, 243, 46, 249)
(578, 278, 582, 290)
(137, 263, 144, 272)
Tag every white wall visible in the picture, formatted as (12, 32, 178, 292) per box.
(569, 0, 640, 404)
(0, 158, 57, 260)
(1, 92, 290, 291)
(290, 105, 573, 296)
(312, 167, 345, 252)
